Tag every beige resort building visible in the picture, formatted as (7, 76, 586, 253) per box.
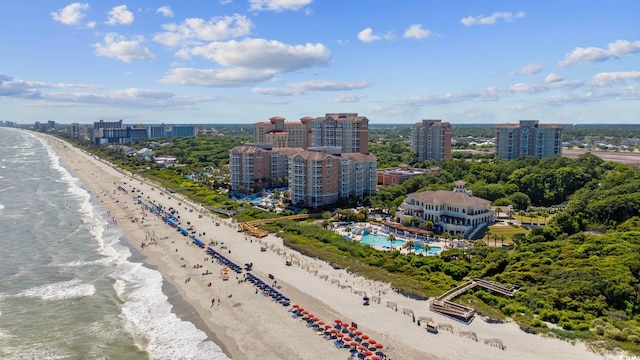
(396, 181, 495, 238)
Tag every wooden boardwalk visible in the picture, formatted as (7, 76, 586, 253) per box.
(430, 278, 520, 323)
(237, 213, 323, 238)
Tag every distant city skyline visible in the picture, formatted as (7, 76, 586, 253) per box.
(1, 1, 639, 124)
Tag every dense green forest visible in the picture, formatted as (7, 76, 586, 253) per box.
(60, 126, 640, 354)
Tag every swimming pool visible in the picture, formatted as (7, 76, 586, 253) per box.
(414, 246, 442, 256)
(361, 233, 405, 248)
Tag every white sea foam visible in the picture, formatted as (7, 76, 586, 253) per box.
(0, 330, 15, 339)
(17, 279, 96, 301)
(58, 258, 110, 268)
(0, 343, 68, 360)
(111, 246, 228, 359)
(0, 203, 4, 210)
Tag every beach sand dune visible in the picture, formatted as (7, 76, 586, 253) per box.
(41, 133, 621, 360)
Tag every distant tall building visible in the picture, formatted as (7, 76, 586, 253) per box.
(411, 119, 452, 162)
(94, 119, 123, 129)
(495, 120, 563, 160)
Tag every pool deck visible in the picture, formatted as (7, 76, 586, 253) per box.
(334, 222, 447, 255)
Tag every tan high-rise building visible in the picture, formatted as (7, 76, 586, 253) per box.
(252, 116, 309, 149)
(310, 113, 369, 153)
(230, 145, 376, 208)
(234, 112, 376, 207)
(496, 120, 563, 160)
(252, 113, 369, 154)
(411, 119, 452, 162)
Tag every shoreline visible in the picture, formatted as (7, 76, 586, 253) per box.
(120, 235, 235, 357)
(35, 130, 623, 360)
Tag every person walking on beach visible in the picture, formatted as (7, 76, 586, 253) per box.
(211, 298, 215, 308)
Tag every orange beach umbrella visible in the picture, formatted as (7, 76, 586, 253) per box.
(375, 343, 384, 349)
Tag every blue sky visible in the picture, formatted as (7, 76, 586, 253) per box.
(1, 0, 639, 125)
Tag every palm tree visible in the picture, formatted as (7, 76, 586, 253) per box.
(541, 209, 549, 225)
(406, 240, 415, 253)
(441, 232, 452, 249)
(484, 230, 492, 244)
(388, 234, 396, 250)
(495, 207, 502, 221)
(507, 210, 515, 222)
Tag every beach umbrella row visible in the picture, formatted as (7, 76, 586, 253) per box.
(245, 272, 290, 306)
(289, 308, 386, 359)
(206, 247, 242, 273)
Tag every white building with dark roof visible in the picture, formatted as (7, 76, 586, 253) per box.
(396, 181, 494, 237)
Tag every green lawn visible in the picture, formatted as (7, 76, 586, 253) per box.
(482, 224, 531, 245)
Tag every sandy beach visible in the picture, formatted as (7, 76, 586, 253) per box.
(39, 133, 623, 360)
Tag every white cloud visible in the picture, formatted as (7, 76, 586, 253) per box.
(544, 73, 563, 83)
(357, 28, 393, 43)
(539, 86, 640, 106)
(592, 71, 640, 87)
(335, 93, 365, 103)
(290, 80, 371, 91)
(396, 87, 500, 106)
(156, 6, 174, 18)
(161, 67, 275, 87)
(509, 78, 582, 93)
(0, 73, 100, 99)
(559, 40, 640, 67)
(184, 38, 330, 73)
(106, 5, 134, 26)
(86, 21, 96, 28)
(93, 33, 155, 62)
(403, 24, 432, 39)
(253, 80, 371, 96)
(51, 3, 89, 26)
(43, 88, 212, 108)
(461, 11, 525, 26)
(0, 73, 222, 109)
(154, 15, 253, 47)
(515, 63, 542, 75)
(220, 0, 233, 4)
(251, 87, 299, 96)
(249, 0, 312, 12)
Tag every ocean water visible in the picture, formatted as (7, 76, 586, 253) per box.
(0, 128, 228, 360)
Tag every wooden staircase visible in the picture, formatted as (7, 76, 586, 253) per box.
(430, 279, 520, 323)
